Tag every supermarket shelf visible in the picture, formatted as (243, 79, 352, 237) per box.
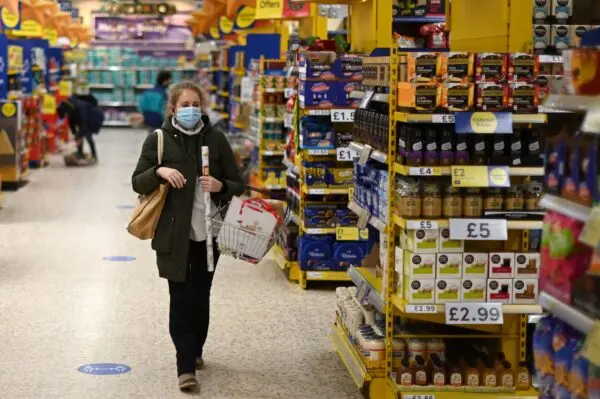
(262, 150, 284, 156)
(393, 215, 544, 230)
(301, 222, 336, 235)
(264, 184, 285, 190)
(348, 201, 387, 232)
(348, 142, 388, 163)
(306, 270, 351, 281)
(539, 292, 594, 334)
(543, 94, 599, 112)
(393, 16, 446, 23)
(331, 322, 372, 388)
(103, 120, 131, 127)
(302, 186, 350, 195)
(392, 295, 543, 315)
(261, 116, 284, 123)
(264, 88, 285, 93)
(539, 194, 591, 222)
(99, 102, 136, 107)
(395, 386, 539, 398)
(395, 112, 548, 124)
(88, 84, 114, 89)
(303, 148, 337, 156)
(393, 163, 544, 177)
(348, 266, 384, 312)
(539, 55, 563, 63)
(135, 84, 153, 89)
(399, 47, 450, 52)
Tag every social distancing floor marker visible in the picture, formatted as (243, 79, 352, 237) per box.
(102, 256, 136, 262)
(77, 363, 131, 375)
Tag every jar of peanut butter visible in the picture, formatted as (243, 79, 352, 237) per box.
(397, 178, 422, 218)
(505, 186, 525, 211)
(443, 185, 463, 217)
(525, 182, 542, 211)
(484, 188, 504, 212)
(422, 181, 442, 218)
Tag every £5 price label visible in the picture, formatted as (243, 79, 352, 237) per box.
(331, 109, 355, 122)
(445, 303, 503, 325)
(431, 114, 455, 124)
(406, 220, 438, 230)
(405, 304, 438, 313)
(336, 147, 359, 162)
(448, 218, 507, 241)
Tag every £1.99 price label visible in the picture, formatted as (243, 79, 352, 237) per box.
(445, 303, 503, 325)
(331, 109, 355, 122)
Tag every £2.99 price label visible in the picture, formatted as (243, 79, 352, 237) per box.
(403, 394, 436, 399)
(449, 218, 507, 241)
(331, 109, 355, 122)
(445, 303, 503, 325)
(405, 304, 438, 313)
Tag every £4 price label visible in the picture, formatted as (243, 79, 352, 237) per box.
(331, 109, 355, 122)
(445, 303, 503, 325)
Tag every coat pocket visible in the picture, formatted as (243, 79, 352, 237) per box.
(151, 213, 175, 254)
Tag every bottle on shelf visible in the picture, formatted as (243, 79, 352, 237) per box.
(516, 361, 531, 390)
(396, 357, 414, 386)
(499, 361, 515, 388)
(414, 355, 428, 386)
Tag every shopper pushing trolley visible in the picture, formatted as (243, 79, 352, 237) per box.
(130, 81, 244, 390)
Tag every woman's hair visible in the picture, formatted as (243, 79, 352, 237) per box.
(167, 80, 208, 115)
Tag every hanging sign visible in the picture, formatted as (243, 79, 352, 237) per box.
(282, 0, 310, 18)
(451, 165, 510, 188)
(42, 94, 56, 116)
(219, 16, 234, 34)
(455, 112, 513, 134)
(235, 6, 256, 29)
(13, 19, 43, 37)
(255, 0, 283, 20)
(1, 0, 21, 30)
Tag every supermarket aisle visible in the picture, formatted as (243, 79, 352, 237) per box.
(0, 128, 360, 399)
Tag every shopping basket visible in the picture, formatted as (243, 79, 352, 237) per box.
(211, 187, 290, 264)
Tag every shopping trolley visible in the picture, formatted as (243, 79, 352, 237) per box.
(211, 186, 291, 265)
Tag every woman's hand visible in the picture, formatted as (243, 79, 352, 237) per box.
(199, 176, 223, 193)
(157, 167, 186, 188)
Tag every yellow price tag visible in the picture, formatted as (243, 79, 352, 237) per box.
(42, 94, 56, 116)
(580, 207, 600, 248)
(58, 81, 72, 97)
(582, 321, 600, 365)
(336, 227, 359, 241)
(348, 186, 355, 200)
(451, 165, 510, 188)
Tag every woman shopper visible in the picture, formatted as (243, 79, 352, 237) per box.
(131, 81, 244, 391)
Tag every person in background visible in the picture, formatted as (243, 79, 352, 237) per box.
(138, 70, 172, 132)
(57, 94, 102, 163)
(131, 81, 244, 391)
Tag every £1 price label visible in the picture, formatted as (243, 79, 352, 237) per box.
(449, 218, 507, 241)
(331, 109, 355, 122)
(405, 304, 438, 314)
(445, 303, 503, 325)
(336, 147, 359, 162)
(431, 114, 455, 124)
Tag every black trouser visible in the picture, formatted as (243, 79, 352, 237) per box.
(168, 240, 219, 376)
(76, 134, 97, 159)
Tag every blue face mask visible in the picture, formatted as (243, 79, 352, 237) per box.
(176, 107, 202, 131)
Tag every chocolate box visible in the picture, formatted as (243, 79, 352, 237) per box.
(513, 278, 539, 304)
(299, 80, 336, 107)
(435, 278, 461, 304)
(489, 252, 515, 278)
(487, 278, 513, 304)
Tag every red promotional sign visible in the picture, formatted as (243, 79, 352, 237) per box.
(282, 0, 309, 19)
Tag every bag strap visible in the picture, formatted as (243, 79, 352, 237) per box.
(155, 129, 164, 165)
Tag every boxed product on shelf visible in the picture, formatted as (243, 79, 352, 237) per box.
(400, 228, 439, 253)
(436, 253, 463, 277)
(552, 0, 572, 20)
(441, 83, 475, 112)
(435, 278, 461, 303)
(489, 252, 516, 278)
(512, 278, 539, 304)
(404, 277, 435, 304)
(508, 53, 539, 82)
(303, 204, 337, 228)
(475, 53, 508, 83)
(299, 235, 334, 271)
(534, 25, 551, 50)
(462, 253, 489, 277)
(487, 278, 513, 303)
(443, 52, 475, 83)
(397, 82, 443, 113)
(300, 117, 334, 149)
(334, 242, 367, 270)
(461, 278, 487, 302)
(439, 228, 464, 252)
(402, 250, 436, 277)
(570, 25, 591, 47)
(552, 25, 571, 49)
(534, 0, 551, 19)
(336, 208, 359, 227)
(515, 252, 540, 277)
(407, 52, 444, 83)
(476, 83, 509, 111)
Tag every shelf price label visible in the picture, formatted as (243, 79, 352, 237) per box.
(431, 114, 455, 124)
(403, 395, 436, 399)
(284, 88, 296, 98)
(451, 165, 510, 188)
(307, 109, 330, 116)
(409, 167, 443, 176)
(336, 147, 359, 162)
(307, 148, 330, 156)
(445, 303, 504, 325)
(449, 218, 507, 241)
(336, 227, 369, 241)
(331, 109, 355, 122)
(405, 304, 438, 314)
(284, 113, 294, 129)
(406, 220, 439, 230)
(240, 77, 253, 102)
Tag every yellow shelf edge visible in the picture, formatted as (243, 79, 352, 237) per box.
(393, 163, 543, 177)
(392, 215, 542, 230)
(306, 271, 352, 281)
(331, 323, 372, 388)
(394, 111, 547, 124)
(392, 295, 543, 315)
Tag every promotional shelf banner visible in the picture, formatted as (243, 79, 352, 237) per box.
(93, 13, 193, 42)
(255, 0, 309, 20)
(0, 0, 21, 30)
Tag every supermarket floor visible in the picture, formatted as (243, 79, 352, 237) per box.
(0, 128, 361, 399)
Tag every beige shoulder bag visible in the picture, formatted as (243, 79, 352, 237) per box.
(127, 129, 169, 240)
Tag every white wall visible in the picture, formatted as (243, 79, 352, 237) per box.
(72, 0, 199, 27)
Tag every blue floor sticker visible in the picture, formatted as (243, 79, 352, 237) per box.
(78, 363, 131, 375)
(116, 205, 134, 210)
(103, 256, 136, 262)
